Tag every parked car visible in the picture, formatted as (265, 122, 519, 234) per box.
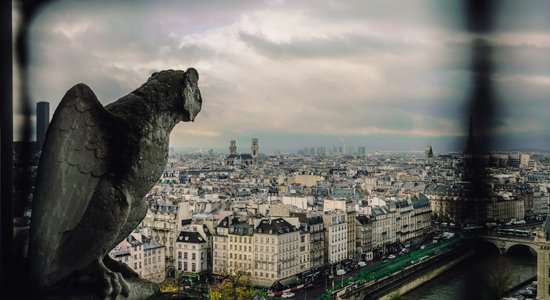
(388, 254, 396, 259)
(358, 261, 367, 267)
(281, 291, 295, 298)
(336, 269, 346, 276)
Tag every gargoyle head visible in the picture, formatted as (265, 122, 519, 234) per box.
(180, 68, 202, 122)
(146, 68, 202, 122)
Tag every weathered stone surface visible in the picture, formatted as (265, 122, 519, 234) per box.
(39, 277, 161, 300)
(29, 68, 202, 299)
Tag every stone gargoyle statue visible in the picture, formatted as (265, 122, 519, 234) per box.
(29, 68, 202, 299)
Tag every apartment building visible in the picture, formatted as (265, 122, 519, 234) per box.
(253, 218, 300, 287)
(370, 206, 397, 251)
(356, 214, 373, 261)
(109, 230, 166, 283)
(141, 201, 190, 259)
(322, 210, 348, 265)
(298, 230, 311, 274)
(210, 216, 255, 276)
(324, 198, 356, 260)
(306, 214, 325, 269)
(212, 216, 230, 275)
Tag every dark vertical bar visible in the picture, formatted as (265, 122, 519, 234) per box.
(0, 0, 14, 292)
(459, 0, 498, 299)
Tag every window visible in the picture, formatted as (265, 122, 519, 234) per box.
(192, 253, 196, 260)
(184, 262, 188, 271)
(184, 252, 188, 259)
(192, 263, 196, 272)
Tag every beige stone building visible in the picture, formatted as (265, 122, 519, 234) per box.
(536, 219, 550, 299)
(324, 198, 356, 260)
(356, 214, 373, 261)
(253, 218, 300, 287)
(212, 216, 302, 287)
(323, 210, 348, 265)
(212, 216, 254, 275)
(486, 196, 524, 222)
(298, 230, 311, 274)
(212, 217, 230, 275)
(140, 201, 191, 260)
(175, 231, 208, 282)
(109, 230, 166, 283)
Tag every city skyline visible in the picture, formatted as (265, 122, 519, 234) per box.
(13, 0, 550, 152)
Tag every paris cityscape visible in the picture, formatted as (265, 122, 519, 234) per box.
(4, 1, 550, 300)
(12, 118, 550, 299)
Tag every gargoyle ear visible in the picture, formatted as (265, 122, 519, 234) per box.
(151, 72, 159, 78)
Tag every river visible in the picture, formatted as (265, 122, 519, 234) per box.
(404, 247, 536, 300)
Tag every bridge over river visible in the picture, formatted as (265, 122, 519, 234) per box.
(320, 226, 549, 300)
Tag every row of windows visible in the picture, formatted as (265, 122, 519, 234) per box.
(254, 271, 275, 279)
(229, 244, 252, 251)
(177, 244, 198, 250)
(329, 224, 347, 232)
(229, 253, 251, 260)
(229, 236, 252, 243)
(145, 249, 160, 256)
(177, 251, 205, 260)
(177, 261, 200, 273)
(144, 256, 159, 266)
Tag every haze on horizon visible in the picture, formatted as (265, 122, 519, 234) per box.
(13, 0, 550, 153)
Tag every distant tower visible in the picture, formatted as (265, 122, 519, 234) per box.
(251, 138, 259, 165)
(425, 144, 434, 164)
(464, 115, 477, 155)
(229, 140, 237, 154)
(36, 101, 50, 151)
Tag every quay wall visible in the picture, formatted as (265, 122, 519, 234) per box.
(378, 250, 476, 300)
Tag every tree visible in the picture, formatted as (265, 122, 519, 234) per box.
(484, 256, 513, 300)
(209, 271, 256, 300)
(159, 278, 179, 293)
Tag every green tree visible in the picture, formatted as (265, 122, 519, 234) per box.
(209, 271, 255, 300)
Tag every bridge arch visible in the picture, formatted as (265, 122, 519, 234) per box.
(505, 243, 537, 256)
(478, 236, 539, 255)
(472, 238, 503, 254)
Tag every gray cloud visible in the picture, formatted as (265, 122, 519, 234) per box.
(238, 31, 422, 59)
(14, 0, 550, 151)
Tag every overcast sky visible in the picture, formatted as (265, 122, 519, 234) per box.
(13, 0, 550, 153)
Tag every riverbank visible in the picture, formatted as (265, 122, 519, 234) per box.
(379, 250, 476, 300)
(404, 249, 537, 300)
(502, 275, 537, 299)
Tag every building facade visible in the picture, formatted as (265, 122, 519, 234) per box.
(109, 230, 166, 283)
(323, 210, 348, 265)
(175, 231, 209, 281)
(253, 218, 300, 287)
